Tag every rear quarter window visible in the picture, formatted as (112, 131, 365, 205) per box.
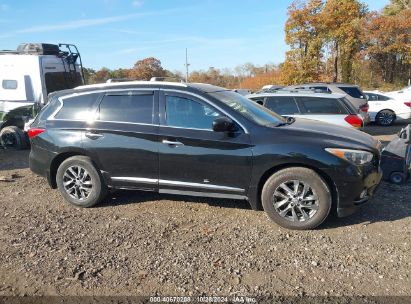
(31, 97, 61, 127)
(54, 93, 101, 120)
(338, 86, 365, 99)
(296, 97, 348, 114)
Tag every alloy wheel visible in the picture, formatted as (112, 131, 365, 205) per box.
(272, 180, 319, 222)
(62, 165, 93, 200)
(378, 110, 395, 126)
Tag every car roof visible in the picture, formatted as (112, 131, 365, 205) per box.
(247, 92, 346, 99)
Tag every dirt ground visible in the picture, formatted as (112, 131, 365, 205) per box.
(0, 123, 410, 299)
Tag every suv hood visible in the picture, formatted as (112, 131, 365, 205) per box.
(283, 118, 378, 151)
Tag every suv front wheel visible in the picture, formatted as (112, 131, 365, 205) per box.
(262, 167, 332, 230)
(56, 156, 107, 208)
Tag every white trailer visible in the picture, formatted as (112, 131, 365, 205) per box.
(0, 43, 85, 149)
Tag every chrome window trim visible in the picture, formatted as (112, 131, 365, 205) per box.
(47, 87, 249, 134)
(49, 88, 156, 121)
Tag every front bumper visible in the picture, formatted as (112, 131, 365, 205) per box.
(325, 162, 382, 218)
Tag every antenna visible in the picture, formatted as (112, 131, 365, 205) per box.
(184, 48, 190, 83)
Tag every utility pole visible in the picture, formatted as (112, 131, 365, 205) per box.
(184, 48, 190, 83)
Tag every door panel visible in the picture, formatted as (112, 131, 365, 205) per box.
(158, 90, 253, 197)
(82, 90, 159, 190)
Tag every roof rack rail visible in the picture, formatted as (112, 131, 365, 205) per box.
(278, 88, 332, 94)
(150, 76, 185, 83)
(106, 78, 135, 83)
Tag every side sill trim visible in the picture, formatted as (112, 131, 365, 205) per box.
(159, 189, 247, 200)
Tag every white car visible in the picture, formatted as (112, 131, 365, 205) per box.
(364, 91, 411, 126)
(385, 85, 411, 101)
(247, 91, 365, 129)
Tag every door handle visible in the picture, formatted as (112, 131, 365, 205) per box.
(85, 132, 104, 140)
(162, 139, 184, 146)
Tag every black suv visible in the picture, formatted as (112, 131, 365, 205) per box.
(29, 81, 382, 230)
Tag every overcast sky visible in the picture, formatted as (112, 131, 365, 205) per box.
(0, 0, 389, 72)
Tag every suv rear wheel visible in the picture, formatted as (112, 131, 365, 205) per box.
(56, 156, 107, 208)
(262, 167, 331, 230)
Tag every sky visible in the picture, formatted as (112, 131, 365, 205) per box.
(0, 0, 389, 73)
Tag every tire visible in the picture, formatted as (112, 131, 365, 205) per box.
(56, 156, 107, 208)
(262, 167, 332, 230)
(389, 172, 406, 185)
(376, 110, 396, 126)
(0, 126, 29, 150)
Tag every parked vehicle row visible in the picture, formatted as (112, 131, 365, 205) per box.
(247, 91, 364, 129)
(28, 80, 383, 230)
(246, 82, 411, 129)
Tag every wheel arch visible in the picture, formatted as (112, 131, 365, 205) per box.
(376, 108, 396, 122)
(251, 163, 338, 212)
(49, 151, 92, 188)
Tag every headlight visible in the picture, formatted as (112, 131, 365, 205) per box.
(325, 148, 374, 165)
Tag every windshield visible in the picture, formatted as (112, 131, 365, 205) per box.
(209, 90, 286, 126)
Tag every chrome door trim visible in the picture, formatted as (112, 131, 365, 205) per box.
(159, 179, 245, 193)
(110, 177, 245, 193)
(111, 177, 158, 184)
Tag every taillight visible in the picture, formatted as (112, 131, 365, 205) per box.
(345, 115, 363, 129)
(404, 102, 411, 107)
(28, 128, 45, 139)
(360, 103, 369, 112)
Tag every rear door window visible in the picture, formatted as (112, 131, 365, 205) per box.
(376, 94, 391, 101)
(54, 93, 101, 120)
(365, 93, 378, 101)
(99, 93, 154, 124)
(296, 97, 348, 114)
(337, 86, 365, 99)
(265, 96, 299, 115)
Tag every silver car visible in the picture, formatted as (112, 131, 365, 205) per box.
(284, 83, 370, 123)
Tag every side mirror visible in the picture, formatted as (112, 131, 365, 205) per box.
(213, 117, 237, 133)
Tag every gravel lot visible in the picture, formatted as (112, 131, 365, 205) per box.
(0, 123, 410, 299)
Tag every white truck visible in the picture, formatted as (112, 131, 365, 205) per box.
(0, 43, 85, 149)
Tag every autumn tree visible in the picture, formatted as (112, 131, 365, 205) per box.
(128, 57, 166, 80)
(321, 0, 367, 82)
(362, 2, 411, 85)
(282, 0, 324, 84)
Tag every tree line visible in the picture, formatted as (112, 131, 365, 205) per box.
(85, 0, 410, 91)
